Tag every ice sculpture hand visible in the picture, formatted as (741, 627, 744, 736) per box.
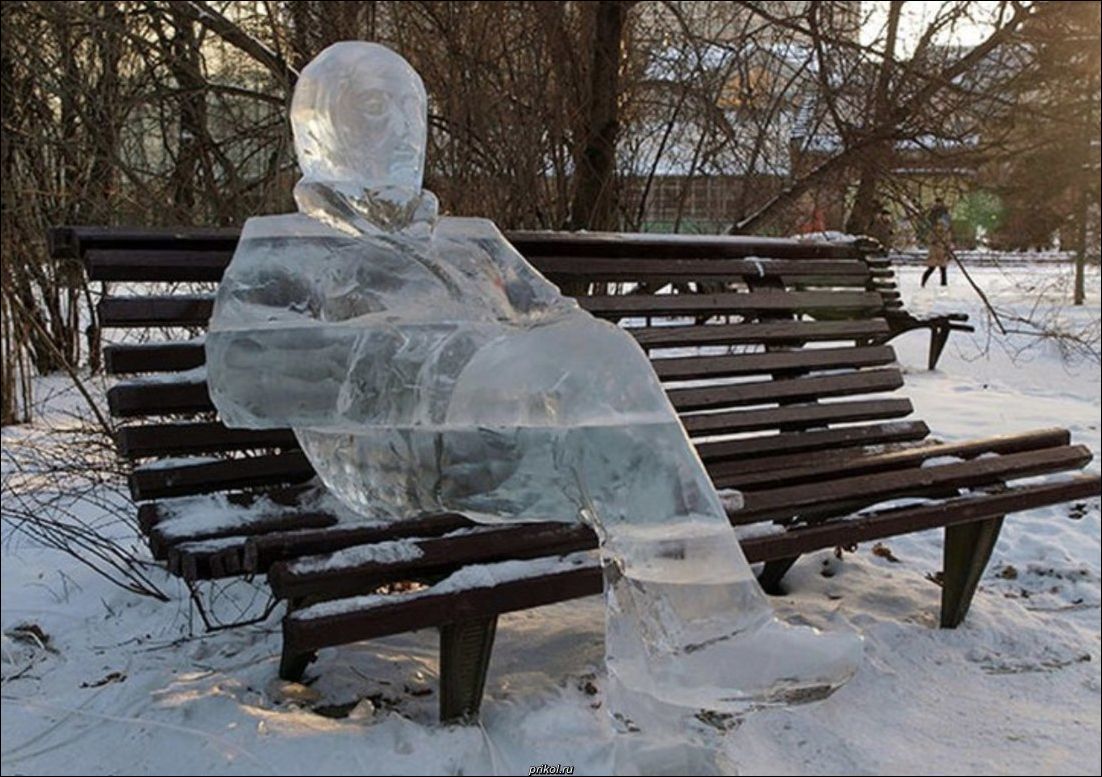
(205, 41, 861, 743)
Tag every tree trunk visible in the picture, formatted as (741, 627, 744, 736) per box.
(1073, 12, 1099, 306)
(569, 1, 627, 232)
(845, 1, 902, 235)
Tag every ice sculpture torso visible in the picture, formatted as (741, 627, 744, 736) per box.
(207, 211, 710, 525)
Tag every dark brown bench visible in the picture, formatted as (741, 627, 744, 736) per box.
(50, 225, 1099, 722)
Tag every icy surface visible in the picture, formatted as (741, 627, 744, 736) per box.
(204, 41, 862, 744)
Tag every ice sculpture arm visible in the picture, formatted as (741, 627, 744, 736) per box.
(433, 217, 575, 319)
(206, 215, 359, 430)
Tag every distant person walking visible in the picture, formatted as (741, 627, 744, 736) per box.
(922, 197, 952, 288)
(868, 207, 895, 250)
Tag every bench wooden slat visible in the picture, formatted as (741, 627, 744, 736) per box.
(87, 249, 234, 282)
(580, 291, 883, 317)
(137, 483, 317, 533)
(49, 225, 241, 258)
(149, 508, 337, 560)
(283, 561, 605, 653)
(243, 514, 476, 573)
(98, 296, 213, 327)
(735, 444, 1093, 523)
(683, 398, 914, 436)
(52, 225, 861, 263)
(629, 319, 889, 349)
(106, 370, 904, 427)
(668, 369, 903, 411)
(118, 422, 297, 459)
(508, 231, 862, 259)
(720, 428, 1073, 491)
(129, 451, 314, 501)
(653, 344, 897, 381)
(707, 428, 1073, 486)
(105, 342, 206, 374)
(710, 444, 908, 487)
(536, 257, 868, 282)
(739, 474, 1102, 561)
(270, 523, 596, 601)
(696, 420, 931, 463)
(108, 379, 210, 417)
(84, 249, 873, 285)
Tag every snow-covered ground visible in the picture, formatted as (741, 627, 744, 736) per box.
(2, 262, 1100, 776)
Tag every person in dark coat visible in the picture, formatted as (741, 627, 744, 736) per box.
(868, 207, 895, 251)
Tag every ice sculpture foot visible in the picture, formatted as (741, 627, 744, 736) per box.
(606, 618, 858, 775)
(609, 614, 861, 719)
(603, 526, 861, 719)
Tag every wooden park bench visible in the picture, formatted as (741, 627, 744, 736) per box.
(50, 225, 1099, 722)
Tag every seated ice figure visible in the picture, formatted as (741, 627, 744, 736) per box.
(206, 41, 860, 740)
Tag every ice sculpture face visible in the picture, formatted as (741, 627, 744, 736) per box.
(291, 41, 427, 192)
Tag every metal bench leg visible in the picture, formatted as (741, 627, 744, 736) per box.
(940, 516, 1004, 628)
(758, 556, 800, 595)
(927, 326, 951, 370)
(439, 616, 498, 723)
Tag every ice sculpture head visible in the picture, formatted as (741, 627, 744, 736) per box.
(291, 42, 427, 192)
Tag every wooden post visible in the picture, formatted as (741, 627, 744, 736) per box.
(927, 325, 951, 371)
(758, 556, 800, 595)
(439, 616, 498, 722)
(940, 516, 1004, 628)
(279, 598, 316, 681)
(279, 644, 316, 682)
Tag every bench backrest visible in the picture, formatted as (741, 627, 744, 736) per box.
(50, 226, 925, 504)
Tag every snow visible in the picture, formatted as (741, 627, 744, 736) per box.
(717, 488, 745, 513)
(920, 455, 967, 468)
(288, 539, 425, 575)
(2, 261, 1099, 775)
(148, 484, 378, 543)
(118, 365, 207, 385)
(134, 456, 221, 471)
(733, 522, 786, 541)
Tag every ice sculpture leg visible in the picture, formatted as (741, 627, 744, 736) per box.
(292, 319, 861, 721)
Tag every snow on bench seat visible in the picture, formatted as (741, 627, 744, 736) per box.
(290, 550, 601, 623)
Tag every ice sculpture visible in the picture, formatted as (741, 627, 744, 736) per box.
(206, 40, 860, 742)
